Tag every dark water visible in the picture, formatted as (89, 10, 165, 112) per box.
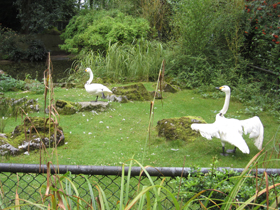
(0, 57, 74, 83)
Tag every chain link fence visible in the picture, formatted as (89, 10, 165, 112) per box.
(1, 163, 280, 209)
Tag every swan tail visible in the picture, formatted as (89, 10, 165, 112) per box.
(103, 87, 112, 94)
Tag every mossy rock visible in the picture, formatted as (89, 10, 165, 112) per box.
(8, 116, 65, 154)
(157, 116, 206, 142)
(0, 138, 19, 155)
(111, 83, 152, 101)
(154, 82, 180, 93)
(0, 97, 40, 113)
(55, 99, 110, 114)
(12, 117, 63, 137)
(150, 91, 162, 99)
(55, 99, 79, 115)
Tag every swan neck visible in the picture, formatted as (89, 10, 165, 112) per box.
(220, 91, 230, 115)
(87, 70, 93, 84)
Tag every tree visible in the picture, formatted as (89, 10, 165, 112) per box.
(0, 0, 21, 31)
(14, 0, 78, 33)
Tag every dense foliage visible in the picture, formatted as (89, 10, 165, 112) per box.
(60, 10, 150, 54)
(243, 0, 280, 71)
(0, 26, 47, 61)
(174, 162, 280, 208)
(0, 74, 26, 92)
(14, 0, 78, 33)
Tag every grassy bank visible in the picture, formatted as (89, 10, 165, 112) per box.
(2, 83, 279, 168)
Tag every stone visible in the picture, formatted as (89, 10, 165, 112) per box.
(150, 91, 162, 99)
(0, 140, 19, 155)
(107, 95, 128, 103)
(55, 99, 78, 115)
(111, 83, 152, 101)
(156, 116, 206, 142)
(155, 82, 180, 93)
(0, 97, 40, 113)
(78, 101, 109, 112)
(0, 117, 65, 156)
(162, 83, 179, 93)
(55, 99, 110, 114)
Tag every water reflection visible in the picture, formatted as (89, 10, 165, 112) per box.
(0, 57, 74, 83)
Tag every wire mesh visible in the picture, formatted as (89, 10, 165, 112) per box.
(1, 164, 280, 209)
(0, 171, 177, 209)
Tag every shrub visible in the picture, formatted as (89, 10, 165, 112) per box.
(243, 0, 280, 71)
(174, 156, 280, 209)
(166, 0, 247, 88)
(0, 74, 26, 92)
(60, 9, 150, 54)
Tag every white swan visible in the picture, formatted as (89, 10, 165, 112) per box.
(191, 85, 264, 156)
(84, 68, 112, 102)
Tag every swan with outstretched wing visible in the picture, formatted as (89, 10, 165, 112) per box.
(191, 85, 264, 156)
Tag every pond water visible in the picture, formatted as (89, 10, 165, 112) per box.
(0, 56, 74, 83)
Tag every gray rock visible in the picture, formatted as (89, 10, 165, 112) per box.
(0, 116, 65, 156)
(0, 140, 19, 155)
(78, 101, 110, 112)
(107, 95, 128, 103)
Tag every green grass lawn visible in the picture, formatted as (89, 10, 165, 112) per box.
(2, 83, 279, 169)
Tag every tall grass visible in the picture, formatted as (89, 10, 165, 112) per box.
(77, 39, 165, 82)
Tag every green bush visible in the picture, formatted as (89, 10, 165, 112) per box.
(166, 0, 247, 88)
(25, 80, 45, 94)
(0, 74, 26, 92)
(60, 9, 150, 54)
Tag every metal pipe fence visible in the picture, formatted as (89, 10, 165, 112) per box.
(1, 163, 280, 209)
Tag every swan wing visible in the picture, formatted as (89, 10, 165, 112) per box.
(85, 84, 112, 94)
(240, 116, 264, 150)
(218, 119, 250, 154)
(192, 117, 250, 154)
(191, 123, 220, 140)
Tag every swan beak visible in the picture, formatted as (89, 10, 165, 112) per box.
(85, 69, 87, 72)
(215, 86, 223, 90)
